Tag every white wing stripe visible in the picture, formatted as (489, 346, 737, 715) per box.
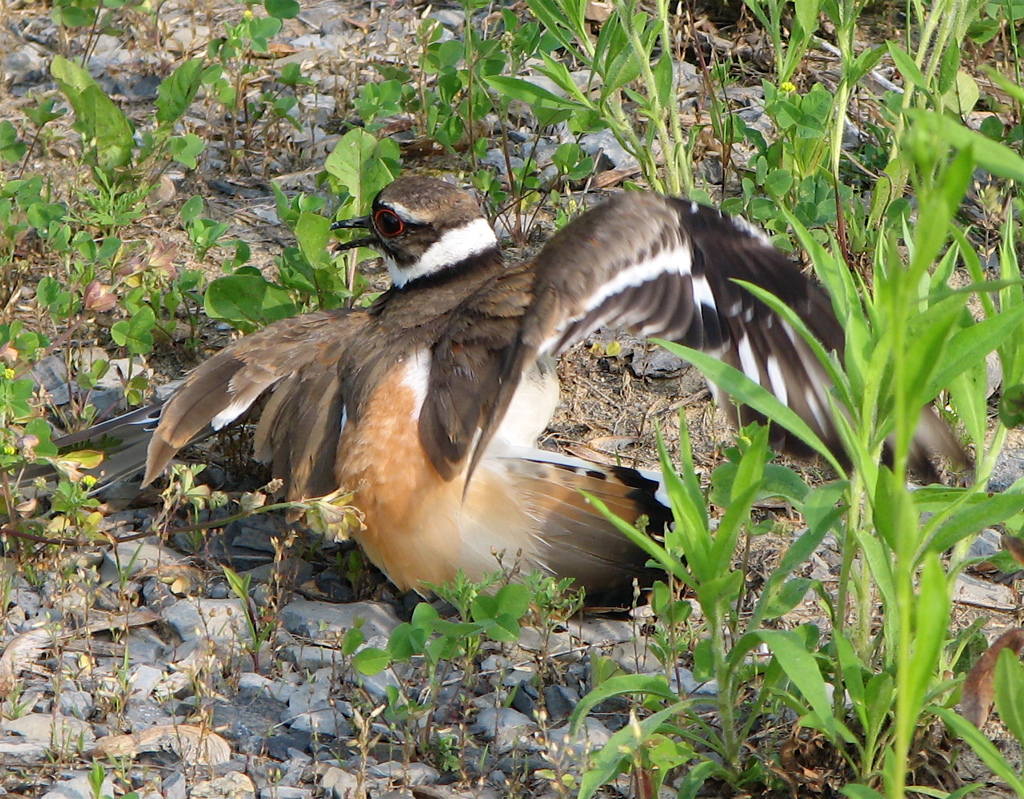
(765, 354, 788, 406)
(581, 242, 693, 315)
(691, 274, 717, 316)
(736, 334, 761, 385)
(211, 397, 255, 431)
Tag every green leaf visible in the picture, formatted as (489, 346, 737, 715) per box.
(999, 384, 1024, 428)
(656, 340, 843, 472)
(110, 306, 155, 354)
(911, 111, 1024, 183)
(886, 43, 927, 89)
(994, 648, 1024, 745)
(941, 70, 980, 116)
(156, 58, 204, 125)
(324, 129, 401, 214)
(903, 556, 950, 714)
(51, 55, 135, 171)
(0, 120, 26, 163)
(710, 461, 809, 507)
(757, 629, 854, 743)
(841, 787, 886, 799)
(760, 577, 814, 620)
(265, 0, 300, 18)
(570, 674, 679, 733)
(935, 707, 1024, 795)
(352, 646, 390, 675)
(485, 75, 576, 111)
(929, 493, 1024, 553)
(295, 212, 331, 270)
(204, 273, 298, 332)
(169, 134, 205, 169)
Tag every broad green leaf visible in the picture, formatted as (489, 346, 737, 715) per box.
(51, 55, 134, 171)
(578, 702, 690, 799)
(886, 43, 926, 89)
(352, 646, 389, 675)
(758, 629, 855, 743)
(169, 134, 204, 169)
(994, 648, 1024, 745)
(911, 111, 1024, 183)
(204, 273, 298, 332)
(941, 70, 980, 116)
(842, 787, 886, 799)
(110, 306, 155, 354)
(295, 212, 331, 269)
(1000, 384, 1024, 428)
(710, 461, 810, 507)
(570, 674, 679, 732)
(904, 556, 950, 714)
(324, 129, 401, 212)
(266, 0, 300, 17)
(156, 59, 204, 125)
(935, 707, 1024, 795)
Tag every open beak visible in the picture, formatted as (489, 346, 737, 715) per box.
(332, 216, 376, 251)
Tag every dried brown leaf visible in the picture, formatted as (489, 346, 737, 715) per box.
(961, 627, 1024, 727)
(1001, 533, 1024, 567)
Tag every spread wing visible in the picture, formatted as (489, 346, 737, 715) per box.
(468, 191, 962, 477)
(145, 308, 367, 497)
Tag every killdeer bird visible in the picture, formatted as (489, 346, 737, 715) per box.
(53, 176, 962, 602)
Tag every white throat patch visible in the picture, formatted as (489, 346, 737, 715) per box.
(391, 217, 497, 288)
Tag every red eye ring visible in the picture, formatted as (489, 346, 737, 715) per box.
(374, 208, 406, 237)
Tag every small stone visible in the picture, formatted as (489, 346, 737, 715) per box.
(548, 716, 612, 759)
(3, 713, 95, 751)
(482, 148, 524, 176)
(989, 447, 1024, 493)
(470, 707, 536, 754)
(0, 741, 47, 760)
(41, 772, 115, 799)
(321, 767, 359, 799)
(572, 618, 636, 646)
(427, 8, 465, 28)
(370, 761, 440, 785)
(162, 597, 249, 647)
(267, 730, 312, 760)
(57, 690, 94, 719)
(967, 528, 1004, 561)
(161, 772, 187, 799)
(580, 129, 639, 172)
(628, 347, 686, 380)
(543, 685, 578, 722)
(258, 787, 311, 799)
(129, 664, 164, 701)
(290, 708, 353, 738)
(280, 599, 401, 641)
(190, 772, 256, 799)
(9, 586, 41, 617)
(104, 540, 185, 578)
(509, 681, 538, 718)
(31, 355, 70, 405)
(953, 573, 1016, 611)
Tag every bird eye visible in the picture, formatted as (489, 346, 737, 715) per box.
(374, 209, 405, 237)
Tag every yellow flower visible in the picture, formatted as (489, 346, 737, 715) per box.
(780, 81, 797, 93)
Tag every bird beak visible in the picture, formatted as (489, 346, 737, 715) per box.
(332, 215, 376, 251)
